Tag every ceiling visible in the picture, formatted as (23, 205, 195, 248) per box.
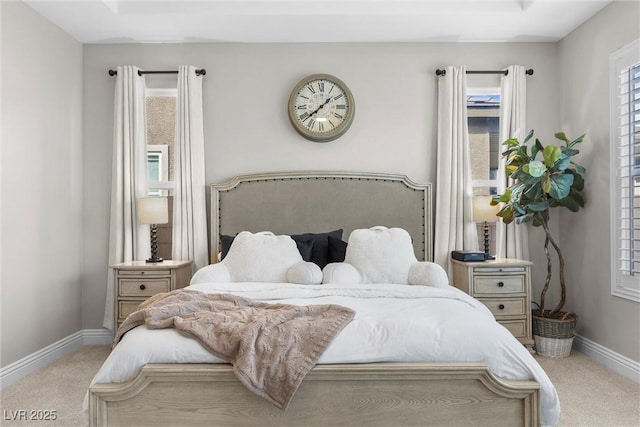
(23, 0, 613, 44)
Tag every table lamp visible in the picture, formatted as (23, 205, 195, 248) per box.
(137, 196, 169, 263)
(473, 195, 500, 260)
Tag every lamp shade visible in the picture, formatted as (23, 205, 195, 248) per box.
(473, 195, 500, 223)
(137, 197, 168, 225)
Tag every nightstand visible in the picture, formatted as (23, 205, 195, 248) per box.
(451, 258, 534, 348)
(112, 260, 192, 328)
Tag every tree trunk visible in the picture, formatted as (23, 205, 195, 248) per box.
(539, 214, 566, 316)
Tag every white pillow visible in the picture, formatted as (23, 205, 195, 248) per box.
(408, 262, 449, 288)
(322, 262, 362, 284)
(345, 226, 417, 284)
(287, 261, 323, 285)
(190, 262, 231, 284)
(223, 231, 303, 282)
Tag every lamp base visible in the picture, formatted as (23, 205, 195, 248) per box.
(146, 223, 163, 263)
(482, 221, 494, 261)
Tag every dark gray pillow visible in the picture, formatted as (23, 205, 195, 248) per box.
(295, 239, 315, 262)
(220, 234, 236, 260)
(328, 235, 348, 263)
(291, 229, 343, 269)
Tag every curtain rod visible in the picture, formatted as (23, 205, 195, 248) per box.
(435, 68, 534, 76)
(108, 69, 206, 77)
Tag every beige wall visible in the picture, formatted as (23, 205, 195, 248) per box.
(557, 0, 640, 362)
(81, 42, 560, 328)
(1, 1, 84, 366)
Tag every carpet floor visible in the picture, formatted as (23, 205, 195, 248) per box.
(0, 346, 638, 426)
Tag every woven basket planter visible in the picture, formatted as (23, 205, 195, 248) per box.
(532, 310, 577, 358)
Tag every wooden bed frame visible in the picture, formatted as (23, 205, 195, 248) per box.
(89, 171, 541, 426)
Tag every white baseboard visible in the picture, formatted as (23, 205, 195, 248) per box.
(0, 329, 113, 389)
(573, 334, 640, 383)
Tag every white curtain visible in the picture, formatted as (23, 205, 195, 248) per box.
(434, 66, 478, 275)
(103, 65, 149, 330)
(496, 65, 530, 260)
(172, 65, 209, 271)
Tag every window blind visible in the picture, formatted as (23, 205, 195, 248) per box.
(611, 39, 640, 301)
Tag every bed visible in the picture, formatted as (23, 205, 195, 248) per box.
(88, 171, 559, 426)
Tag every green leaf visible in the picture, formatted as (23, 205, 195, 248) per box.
(497, 205, 514, 224)
(555, 132, 569, 144)
(548, 173, 574, 200)
(572, 162, 586, 175)
(570, 171, 585, 191)
(561, 146, 579, 157)
(559, 195, 581, 212)
(503, 138, 520, 147)
(552, 154, 571, 172)
(532, 139, 544, 160)
(568, 134, 586, 148)
(528, 201, 550, 212)
(502, 147, 519, 156)
(513, 201, 526, 215)
(516, 213, 533, 224)
(543, 145, 562, 167)
(524, 160, 546, 177)
(524, 129, 534, 144)
(513, 168, 542, 185)
(496, 189, 512, 203)
(567, 189, 585, 207)
(524, 182, 542, 200)
(542, 174, 552, 193)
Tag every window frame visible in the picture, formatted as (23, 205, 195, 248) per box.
(610, 38, 640, 302)
(147, 144, 171, 196)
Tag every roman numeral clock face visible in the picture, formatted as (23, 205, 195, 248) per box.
(288, 74, 355, 142)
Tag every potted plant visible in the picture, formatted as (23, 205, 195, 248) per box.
(491, 130, 586, 357)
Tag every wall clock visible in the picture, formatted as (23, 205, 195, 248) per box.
(288, 73, 355, 142)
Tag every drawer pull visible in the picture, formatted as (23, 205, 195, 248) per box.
(139, 284, 146, 290)
(498, 281, 504, 287)
(498, 304, 505, 310)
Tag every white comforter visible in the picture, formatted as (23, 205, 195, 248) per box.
(88, 282, 560, 426)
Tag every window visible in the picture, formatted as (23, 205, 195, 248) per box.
(145, 87, 177, 260)
(146, 88, 177, 196)
(147, 144, 169, 196)
(468, 90, 500, 253)
(610, 39, 640, 302)
(468, 91, 500, 196)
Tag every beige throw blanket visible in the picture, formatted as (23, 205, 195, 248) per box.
(114, 289, 355, 409)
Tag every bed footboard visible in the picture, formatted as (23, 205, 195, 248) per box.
(89, 362, 540, 427)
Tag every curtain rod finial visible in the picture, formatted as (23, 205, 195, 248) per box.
(108, 69, 117, 76)
(526, 68, 534, 75)
(435, 69, 446, 76)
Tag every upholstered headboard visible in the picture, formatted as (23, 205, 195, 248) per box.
(210, 171, 432, 263)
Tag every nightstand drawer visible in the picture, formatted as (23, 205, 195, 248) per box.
(118, 269, 169, 277)
(479, 297, 526, 317)
(500, 319, 528, 339)
(118, 300, 143, 320)
(473, 275, 525, 294)
(119, 279, 170, 296)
